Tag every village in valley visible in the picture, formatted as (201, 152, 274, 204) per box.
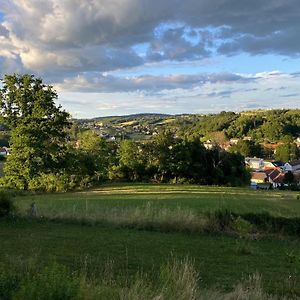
(2, 110, 300, 190)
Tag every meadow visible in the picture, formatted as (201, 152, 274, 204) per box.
(1, 184, 300, 299)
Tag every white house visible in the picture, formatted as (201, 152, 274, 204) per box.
(230, 138, 240, 145)
(203, 140, 214, 150)
(245, 157, 264, 170)
(284, 159, 300, 173)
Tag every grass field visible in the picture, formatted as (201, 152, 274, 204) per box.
(14, 184, 300, 218)
(1, 184, 300, 298)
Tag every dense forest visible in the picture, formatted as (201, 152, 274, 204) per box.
(183, 110, 300, 142)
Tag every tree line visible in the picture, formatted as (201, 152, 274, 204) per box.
(183, 110, 300, 143)
(0, 74, 250, 191)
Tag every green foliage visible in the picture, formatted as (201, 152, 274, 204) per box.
(118, 140, 146, 181)
(0, 74, 70, 190)
(27, 173, 73, 192)
(230, 140, 263, 157)
(275, 141, 299, 162)
(113, 132, 250, 186)
(189, 109, 300, 144)
(187, 111, 238, 137)
(226, 115, 264, 138)
(76, 130, 113, 181)
(108, 165, 125, 181)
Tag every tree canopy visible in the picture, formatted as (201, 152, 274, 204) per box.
(0, 74, 70, 189)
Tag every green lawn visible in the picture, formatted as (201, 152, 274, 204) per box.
(1, 184, 300, 296)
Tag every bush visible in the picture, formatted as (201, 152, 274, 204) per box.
(0, 190, 15, 217)
(28, 173, 71, 192)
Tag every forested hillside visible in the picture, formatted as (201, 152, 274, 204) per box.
(76, 109, 300, 143)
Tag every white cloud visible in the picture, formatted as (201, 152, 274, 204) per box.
(54, 71, 300, 118)
(1, 1, 300, 117)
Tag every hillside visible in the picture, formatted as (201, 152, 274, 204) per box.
(75, 109, 300, 144)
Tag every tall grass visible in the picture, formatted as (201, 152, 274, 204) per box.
(16, 202, 300, 236)
(21, 202, 209, 233)
(0, 256, 292, 300)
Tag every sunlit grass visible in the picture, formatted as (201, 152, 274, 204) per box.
(15, 183, 300, 219)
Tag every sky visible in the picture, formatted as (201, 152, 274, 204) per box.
(0, 1, 300, 118)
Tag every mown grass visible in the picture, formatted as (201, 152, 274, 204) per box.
(1, 184, 300, 298)
(14, 183, 300, 218)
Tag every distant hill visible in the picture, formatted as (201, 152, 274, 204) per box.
(76, 113, 171, 123)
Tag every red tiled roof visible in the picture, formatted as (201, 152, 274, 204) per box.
(265, 169, 284, 183)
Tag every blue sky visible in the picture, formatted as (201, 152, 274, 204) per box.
(0, 1, 300, 118)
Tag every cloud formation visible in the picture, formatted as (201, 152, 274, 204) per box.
(1, 0, 300, 77)
(0, 1, 300, 117)
(56, 72, 252, 93)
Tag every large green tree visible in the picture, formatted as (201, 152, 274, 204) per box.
(0, 74, 70, 189)
(275, 141, 299, 162)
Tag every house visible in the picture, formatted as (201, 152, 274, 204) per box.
(245, 157, 264, 170)
(0, 147, 7, 156)
(251, 172, 268, 184)
(284, 159, 300, 173)
(203, 140, 214, 150)
(250, 171, 271, 189)
(263, 161, 277, 170)
(265, 168, 284, 188)
(263, 161, 283, 171)
(229, 138, 240, 145)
